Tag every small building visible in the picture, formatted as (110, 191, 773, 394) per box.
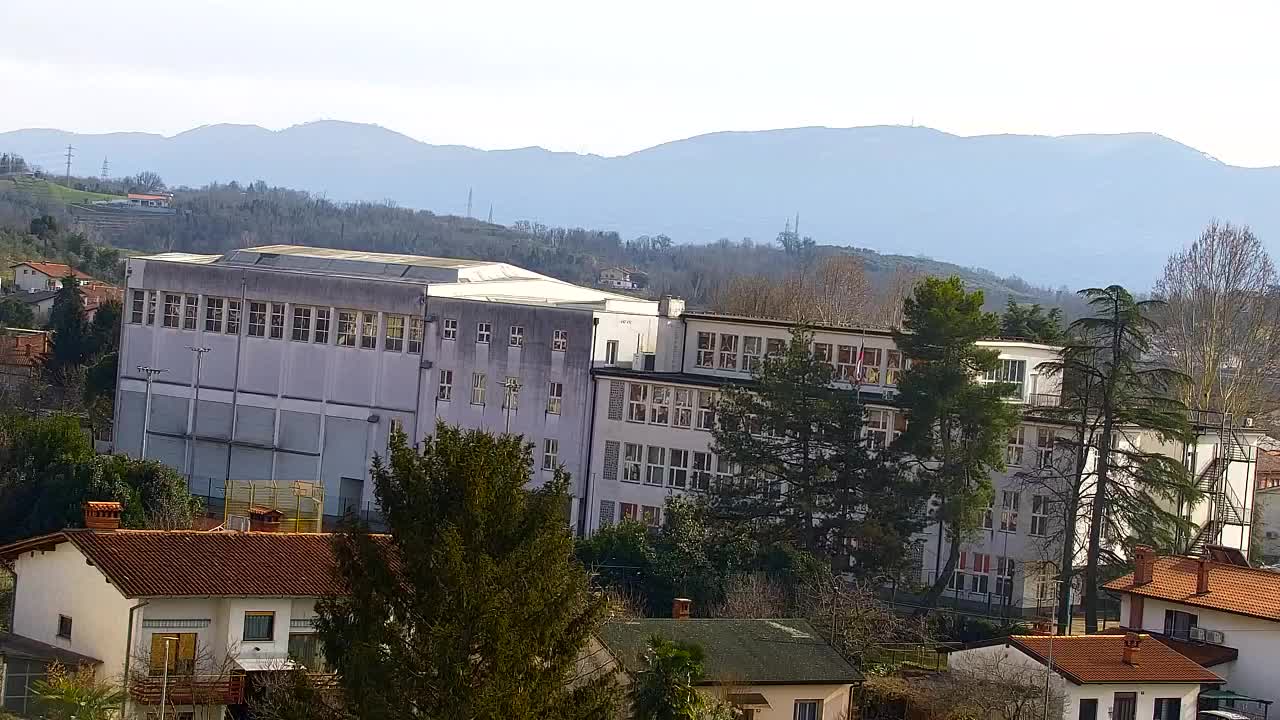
(598, 267, 639, 290)
(0, 632, 102, 716)
(127, 193, 172, 208)
(948, 633, 1223, 720)
(0, 328, 50, 381)
(12, 282, 122, 325)
(10, 262, 95, 293)
(593, 610, 862, 719)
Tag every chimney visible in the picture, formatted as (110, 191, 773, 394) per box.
(1122, 632, 1145, 666)
(83, 501, 123, 530)
(658, 296, 685, 319)
(1133, 545, 1155, 586)
(672, 597, 692, 620)
(1196, 557, 1211, 595)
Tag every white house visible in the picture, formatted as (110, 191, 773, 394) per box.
(1104, 546, 1280, 716)
(598, 267, 639, 290)
(948, 633, 1222, 720)
(0, 503, 349, 719)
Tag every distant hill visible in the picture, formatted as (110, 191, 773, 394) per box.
(3, 122, 1277, 288)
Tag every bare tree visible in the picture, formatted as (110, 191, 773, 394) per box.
(949, 650, 1065, 720)
(707, 573, 789, 619)
(1154, 221, 1280, 418)
(710, 256, 879, 326)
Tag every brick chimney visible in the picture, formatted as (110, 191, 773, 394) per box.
(83, 501, 122, 530)
(1122, 632, 1144, 666)
(1196, 557, 1211, 595)
(1133, 545, 1155, 586)
(672, 597, 691, 620)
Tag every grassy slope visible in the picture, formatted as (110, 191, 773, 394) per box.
(6, 176, 124, 203)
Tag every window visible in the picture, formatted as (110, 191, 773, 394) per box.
(982, 497, 994, 530)
(1006, 426, 1025, 466)
(553, 329, 568, 352)
(543, 438, 559, 470)
(1000, 490, 1019, 532)
(1035, 428, 1054, 468)
(692, 452, 713, 491)
(645, 446, 666, 486)
(471, 372, 486, 405)
(794, 700, 820, 720)
(715, 456, 736, 487)
(627, 384, 648, 422)
(742, 336, 763, 372)
(1031, 495, 1050, 536)
(696, 391, 716, 431)
(226, 300, 241, 335)
(130, 290, 145, 323)
(1164, 610, 1198, 641)
(1154, 698, 1181, 720)
(668, 449, 688, 489)
(181, 295, 197, 330)
(509, 325, 525, 347)
(1079, 699, 1098, 720)
(205, 297, 224, 332)
(622, 443, 642, 483)
(146, 290, 157, 325)
(547, 382, 563, 414)
(648, 386, 671, 425)
(641, 505, 661, 528)
(837, 345, 857, 381)
(314, 308, 331, 344)
(983, 358, 1027, 397)
(360, 311, 377, 348)
(966, 552, 990, 594)
(442, 318, 458, 341)
(438, 370, 453, 401)
(503, 377, 520, 410)
(336, 310, 357, 346)
(606, 340, 619, 365)
(477, 322, 492, 344)
(149, 633, 197, 676)
(288, 633, 328, 673)
(408, 317, 424, 353)
(866, 409, 889, 449)
(857, 347, 880, 384)
(766, 337, 786, 356)
(291, 306, 312, 342)
(719, 334, 739, 369)
(248, 301, 267, 337)
(1113, 693, 1137, 720)
(56, 615, 72, 639)
(813, 342, 833, 366)
(243, 611, 275, 641)
(163, 293, 181, 327)
(270, 303, 285, 339)
(619, 502, 639, 521)
(995, 557, 1016, 600)
(695, 332, 716, 367)
(672, 388, 693, 428)
(385, 315, 405, 351)
(886, 350, 903, 385)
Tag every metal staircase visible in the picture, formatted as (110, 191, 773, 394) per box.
(1186, 415, 1253, 557)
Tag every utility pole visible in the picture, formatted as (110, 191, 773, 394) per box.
(137, 366, 168, 459)
(183, 347, 211, 480)
(101, 157, 109, 181)
(63, 144, 74, 182)
(1042, 576, 1063, 720)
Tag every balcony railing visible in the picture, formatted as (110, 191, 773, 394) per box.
(1025, 393, 1061, 408)
(129, 674, 246, 706)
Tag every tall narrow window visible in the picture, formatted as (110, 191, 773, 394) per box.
(715, 456, 735, 487)
(645, 446, 666, 486)
(408, 317, 424, 353)
(146, 290, 157, 325)
(859, 347, 882, 384)
(542, 439, 559, 470)
(360, 312, 378, 349)
(648, 386, 671, 425)
(509, 325, 525, 347)
(865, 409, 889, 448)
(982, 497, 994, 530)
(668, 449, 688, 489)
(1112, 693, 1136, 720)
(622, 443, 642, 483)
(813, 342, 833, 366)
(719, 334, 739, 369)
(886, 350, 903, 385)
(314, 308, 331, 344)
(1006, 426, 1025, 466)
(270, 303, 285, 339)
(130, 290, 145, 324)
(605, 340, 619, 365)
(547, 382, 563, 414)
(163, 293, 181, 327)
(1030, 495, 1050, 536)
(1035, 427, 1054, 468)
(205, 297, 224, 332)
(384, 315, 405, 351)
(695, 332, 715, 367)
(995, 557, 1017, 601)
(837, 345, 857, 381)
(552, 329, 568, 352)
(226, 300, 241, 335)
(438, 370, 453, 401)
(1079, 699, 1098, 720)
(696, 391, 716, 431)
(742, 336, 763, 372)
(476, 322, 492, 344)
(692, 452, 713, 491)
(627, 384, 648, 423)
(336, 310, 357, 347)
(442, 318, 458, 341)
(471, 372, 486, 405)
(1000, 490, 1020, 532)
(183, 295, 198, 330)
(247, 301, 267, 337)
(291, 306, 312, 342)
(968, 553, 991, 594)
(672, 388, 693, 428)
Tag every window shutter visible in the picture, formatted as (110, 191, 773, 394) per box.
(959, 551, 968, 570)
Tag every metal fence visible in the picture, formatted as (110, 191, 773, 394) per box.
(185, 475, 388, 533)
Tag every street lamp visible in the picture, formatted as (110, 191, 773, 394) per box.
(183, 347, 211, 480)
(502, 378, 522, 433)
(136, 366, 168, 459)
(158, 634, 178, 720)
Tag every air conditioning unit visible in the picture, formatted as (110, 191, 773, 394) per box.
(1188, 627, 1207, 641)
(1189, 627, 1226, 645)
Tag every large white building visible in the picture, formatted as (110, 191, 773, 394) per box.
(113, 245, 666, 529)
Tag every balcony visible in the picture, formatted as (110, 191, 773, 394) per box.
(1025, 393, 1061, 409)
(128, 674, 246, 706)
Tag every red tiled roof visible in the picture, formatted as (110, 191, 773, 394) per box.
(1095, 627, 1238, 667)
(1104, 556, 1280, 622)
(0, 530, 392, 598)
(1006, 635, 1223, 685)
(12, 262, 94, 280)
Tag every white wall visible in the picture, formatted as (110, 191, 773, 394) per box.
(10, 542, 135, 682)
(700, 683, 851, 720)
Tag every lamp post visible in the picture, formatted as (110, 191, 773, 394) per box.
(183, 347, 211, 480)
(158, 634, 178, 720)
(137, 366, 168, 459)
(1042, 576, 1064, 720)
(503, 377, 521, 433)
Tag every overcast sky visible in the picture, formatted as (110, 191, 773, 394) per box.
(4, 0, 1280, 166)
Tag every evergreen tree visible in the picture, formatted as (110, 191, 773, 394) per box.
(44, 275, 92, 372)
(0, 296, 35, 328)
(894, 277, 1020, 608)
(1000, 298, 1064, 344)
(710, 327, 925, 572)
(315, 423, 617, 720)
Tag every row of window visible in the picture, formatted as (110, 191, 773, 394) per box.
(981, 491, 1054, 536)
(626, 383, 717, 430)
(620, 443, 736, 491)
(693, 331, 906, 384)
(1006, 426, 1056, 469)
(946, 552, 1020, 597)
(436, 371, 565, 415)
(130, 291, 573, 354)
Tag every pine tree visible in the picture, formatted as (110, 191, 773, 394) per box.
(894, 277, 1021, 608)
(315, 423, 618, 720)
(45, 275, 91, 372)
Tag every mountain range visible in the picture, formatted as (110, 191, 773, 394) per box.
(3, 121, 1277, 288)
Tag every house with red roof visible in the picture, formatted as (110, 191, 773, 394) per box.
(10, 262, 95, 293)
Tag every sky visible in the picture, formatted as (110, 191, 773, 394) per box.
(4, 0, 1280, 166)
